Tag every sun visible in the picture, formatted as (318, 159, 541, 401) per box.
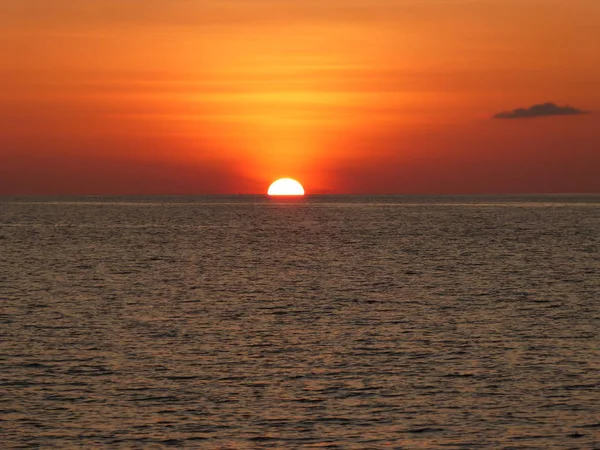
(268, 178, 305, 196)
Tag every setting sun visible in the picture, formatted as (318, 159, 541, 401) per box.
(267, 178, 305, 196)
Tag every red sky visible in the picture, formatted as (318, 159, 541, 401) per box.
(1, 0, 599, 194)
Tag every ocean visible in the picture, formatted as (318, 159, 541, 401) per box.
(2, 195, 599, 449)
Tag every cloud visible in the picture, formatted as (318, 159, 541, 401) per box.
(493, 102, 588, 119)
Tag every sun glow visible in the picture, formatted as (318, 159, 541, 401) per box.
(267, 178, 305, 196)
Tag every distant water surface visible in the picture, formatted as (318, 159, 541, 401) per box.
(2, 195, 599, 449)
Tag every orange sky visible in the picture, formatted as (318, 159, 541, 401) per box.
(1, 0, 599, 194)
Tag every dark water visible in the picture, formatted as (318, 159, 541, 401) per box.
(2, 195, 599, 449)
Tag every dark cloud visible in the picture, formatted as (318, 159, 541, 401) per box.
(493, 102, 588, 119)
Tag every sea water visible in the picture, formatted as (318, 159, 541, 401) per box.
(2, 195, 599, 449)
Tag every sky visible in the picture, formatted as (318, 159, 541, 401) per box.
(1, 0, 599, 195)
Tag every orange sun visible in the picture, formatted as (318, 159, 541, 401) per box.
(267, 178, 305, 196)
